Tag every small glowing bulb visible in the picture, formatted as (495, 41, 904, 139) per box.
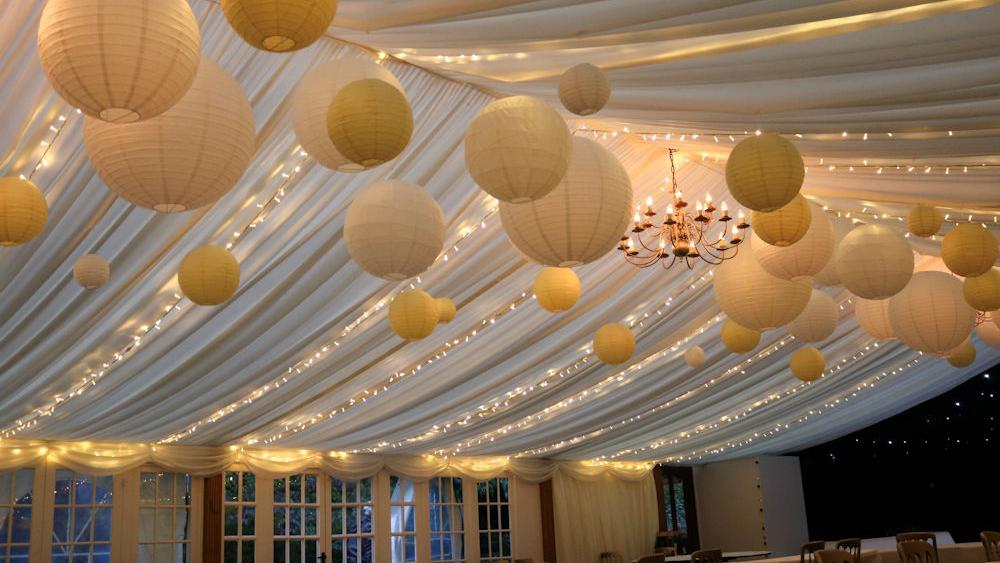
(732, 225, 739, 236)
(634, 212, 642, 223)
(738, 209, 746, 221)
(705, 193, 712, 204)
(696, 201, 704, 212)
(675, 190, 682, 200)
(721, 201, 729, 213)
(646, 196, 654, 207)
(626, 238, 634, 249)
(666, 204, 674, 214)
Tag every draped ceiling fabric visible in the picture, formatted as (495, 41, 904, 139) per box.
(0, 0, 998, 470)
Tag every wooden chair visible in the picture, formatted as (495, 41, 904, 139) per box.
(601, 552, 626, 563)
(514, 560, 534, 563)
(802, 541, 827, 563)
(982, 531, 1000, 561)
(638, 556, 666, 563)
(691, 548, 723, 563)
(897, 540, 937, 563)
(897, 533, 937, 551)
(836, 538, 862, 563)
(816, 549, 857, 563)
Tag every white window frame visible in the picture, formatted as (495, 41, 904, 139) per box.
(429, 476, 465, 563)
(45, 468, 115, 563)
(329, 476, 375, 563)
(271, 473, 321, 563)
(476, 477, 513, 562)
(222, 468, 259, 563)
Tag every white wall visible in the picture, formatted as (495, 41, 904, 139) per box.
(512, 477, 545, 562)
(758, 456, 810, 557)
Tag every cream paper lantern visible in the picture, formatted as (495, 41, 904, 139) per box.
(684, 346, 706, 368)
(465, 96, 571, 203)
(947, 339, 976, 368)
(721, 319, 761, 354)
(292, 59, 403, 171)
(889, 271, 976, 355)
(500, 137, 631, 267)
(942, 224, 999, 278)
(0, 177, 48, 246)
(907, 204, 943, 237)
(435, 298, 457, 323)
(83, 60, 255, 212)
(725, 134, 804, 212)
(326, 78, 413, 169)
(788, 290, 838, 343)
(344, 180, 446, 281)
(975, 314, 1000, 349)
(835, 224, 914, 299)
(753, 202, 833, 280)
(558, 63, 611, 116)
(751, 194, 812, 247)
(389, 290, 439, 340)
(790, 347, 825, 382)
(854, 297, 895, 341)
(534, 267, 581, 313)
(713, 240, 812, 331)
(814, 219, 853, 287)
(178, 246, 240, 306)
(963, 268, 1000, 311)
(594, 323, 635, 365)
(73, 254, 110, 289)
(221, 0, 338, 52)
(38, 0, 201, 123)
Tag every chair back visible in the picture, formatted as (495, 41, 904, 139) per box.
(514, 560, 534, 563)
(835, 538, 862, 563)
(801, 541, 827, 563)
(982, 531, 1000, 561)
(638, 556, 665, 563)
(600, 552, 625, 563)
(816, 549, 856, 563)
(691, 548, 723, 563)
(897, 540, 937, 563)
(896, 533, 937, 551)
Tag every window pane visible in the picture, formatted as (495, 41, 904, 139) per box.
(225, 506, 239, 536)
(304, 475, 317, 504)
(11, 507, 31, 542)
(289, 475, 302, 503)
(274, 479, 286, 504)
(158, 473, 175, 504)
(225, 473, 239, 503)
(242, 507, 255, 536)
(242, 474, 255, 502)
(274, 507, 287, 536)
(175, 507, 190, 541)
(140, 474, 156, 505)
(14, 469, 33, 505)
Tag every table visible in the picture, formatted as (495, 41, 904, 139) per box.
(663, 551, 773, 562)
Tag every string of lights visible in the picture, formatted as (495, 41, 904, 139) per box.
(18, 108, 79, 181)
(578, 124, 1000, 145)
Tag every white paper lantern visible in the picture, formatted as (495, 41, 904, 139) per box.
(465, 95, 571, 203)
(344, 180, 445, 280)
(38, 0, 201, 123)
(835, 224, 914, 299)
(73, 254, 110, 289)
(753, 203, 834, 281)
(684, 346, 706, 368)
(84, 60, 255, 212)
(713, 239, 812, 331)
(500, 136, 632, 267)
(975, 314, 1000, 349)
(889, 271, 976, 355)
(558, 63, 611, 116)
(725, 134, 804, 212)
(854, 297, 895, 341)
(814, 219, 853, 287)
(789, 290, 838, 343)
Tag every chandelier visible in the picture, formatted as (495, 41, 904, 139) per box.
(620, 148, 750, 269)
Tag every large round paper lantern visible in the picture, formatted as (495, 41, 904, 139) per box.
(889, 271, 976, 355)
(854, 297, 895, 341)
(907, 204, 943, 237)
(326, 78, 413, 169)
(721, 320, 761, 353)
(500, 137, 631, 267)
(751, 194, 811, 247)
(83, 60, 255, 212)
(465, 96, 571, 203)
(684, 346, 705, 368)
(344, 180, 445, 281)
(73, 254, 110, 289)
(389, 290, 439, 340)
(713, 241, 811, 330)
(942, 224, 999, 277)
(835, 224, 913, 299)
(292, 59, 403, 171)
(789, 290, 838, 343)
(178, 246, 240, 306)
(975, 315, 1000, 349)
(790, 347, 825, 382)
(38, 0, 200, 123)
(963, 268, 1000, 311)
(814, 219, 853, 287)
(0, 177, 48, 246)
(725, 134, 804, 212)
(753, 203, 833, 280)
(558, 63, 611, 116)
(435, 298, 456, 323)
(947, 340, 976, 368)
(594, 323, 635, 365)
(534, 267, 581, 313)
(221, 0, 338, 52)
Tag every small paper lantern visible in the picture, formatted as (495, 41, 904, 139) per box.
(326, 78, 413, 169)
(789, 290, 838, 343)
(534, 267, 581, 313)
(73, 254, 110, 289)
(178, 246, 240, 306)
(963, 268, 1000, 311)
(941, 224, 999, 277)
(725, 134, 804, 212)
(594, 323, 635, 365)
(84, 60, 255, 212)
(389, 290, 439, 340)
(721, 320, 761, 354)
(713, 240, 812, 330)
(292, 59, 403, 171)
(344, 180, 445, 281)
(854, 297, 895, 341)
(500, 137, 631, 266)
(907, 204, 943, 237)
(947, 339, 976, 368)
(814, 219, 853, 287)
(753, 202, 833, 280)
(0, 177, 48, 246)
(558, 63, 611, 116)
(975, 315, 1000, 349)
(465, 96, 571, 203)
(221, 0, 338, 52)
(790, 347, 825, 382)
(435, 298, 457, 323)
(835, 224, 914, 299)
(751, 194, 811, 247)
(889, 271, 976, 355)
(38, 0, 200, 123)
(684, 346, 705, 368)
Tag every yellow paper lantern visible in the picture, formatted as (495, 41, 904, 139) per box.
(854, 297, 895, 341)
(73, 254, 110, 289)
(534, 267, 581, 313)
(0, 177, 48, 246)
(436, 298, 457, 323)
(389, 290, 439, 340)
(942, 224, 999, 277)
(889, 271, 976, 355)
(38, 0, 200, 123)
(751, 194, 812, 247)
(326, 79, 413, 169)
(178, 246, 240, 306)
(684, 346, 705, 368)
(221, 0, 338, 52)
(835, 224, 914, 299)
(753, 202, 833, 280)
(465, 95, 571, 203)
(963, 268, 1000, 311)
(558, 63, 611, 116)
(594, 323, 635, 365)
(814, 219, 853, 287)
(790, 347, 825, 382)
(725, 134, 804, 212)
(907, 204, 943, 237)
(946, 339, 976, 368)
(788, 290, 838, 343)
(975, 314, 1000, 349)
(713, 240, 812, 330)
(721, 319, 761, 354)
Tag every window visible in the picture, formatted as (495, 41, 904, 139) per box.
(52, 470, 113, 563)
(224, 471, 256, 563)
(476, 478, 510, 562)
(273, 474, 319, 563)
(389, 476, 416, 562)
(330, 477, 373, 563)
(1, 469, 33, 562)
(429, 477, 463, 562)
(655, 465, 699, 554)
(139, 472, 193, 563)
